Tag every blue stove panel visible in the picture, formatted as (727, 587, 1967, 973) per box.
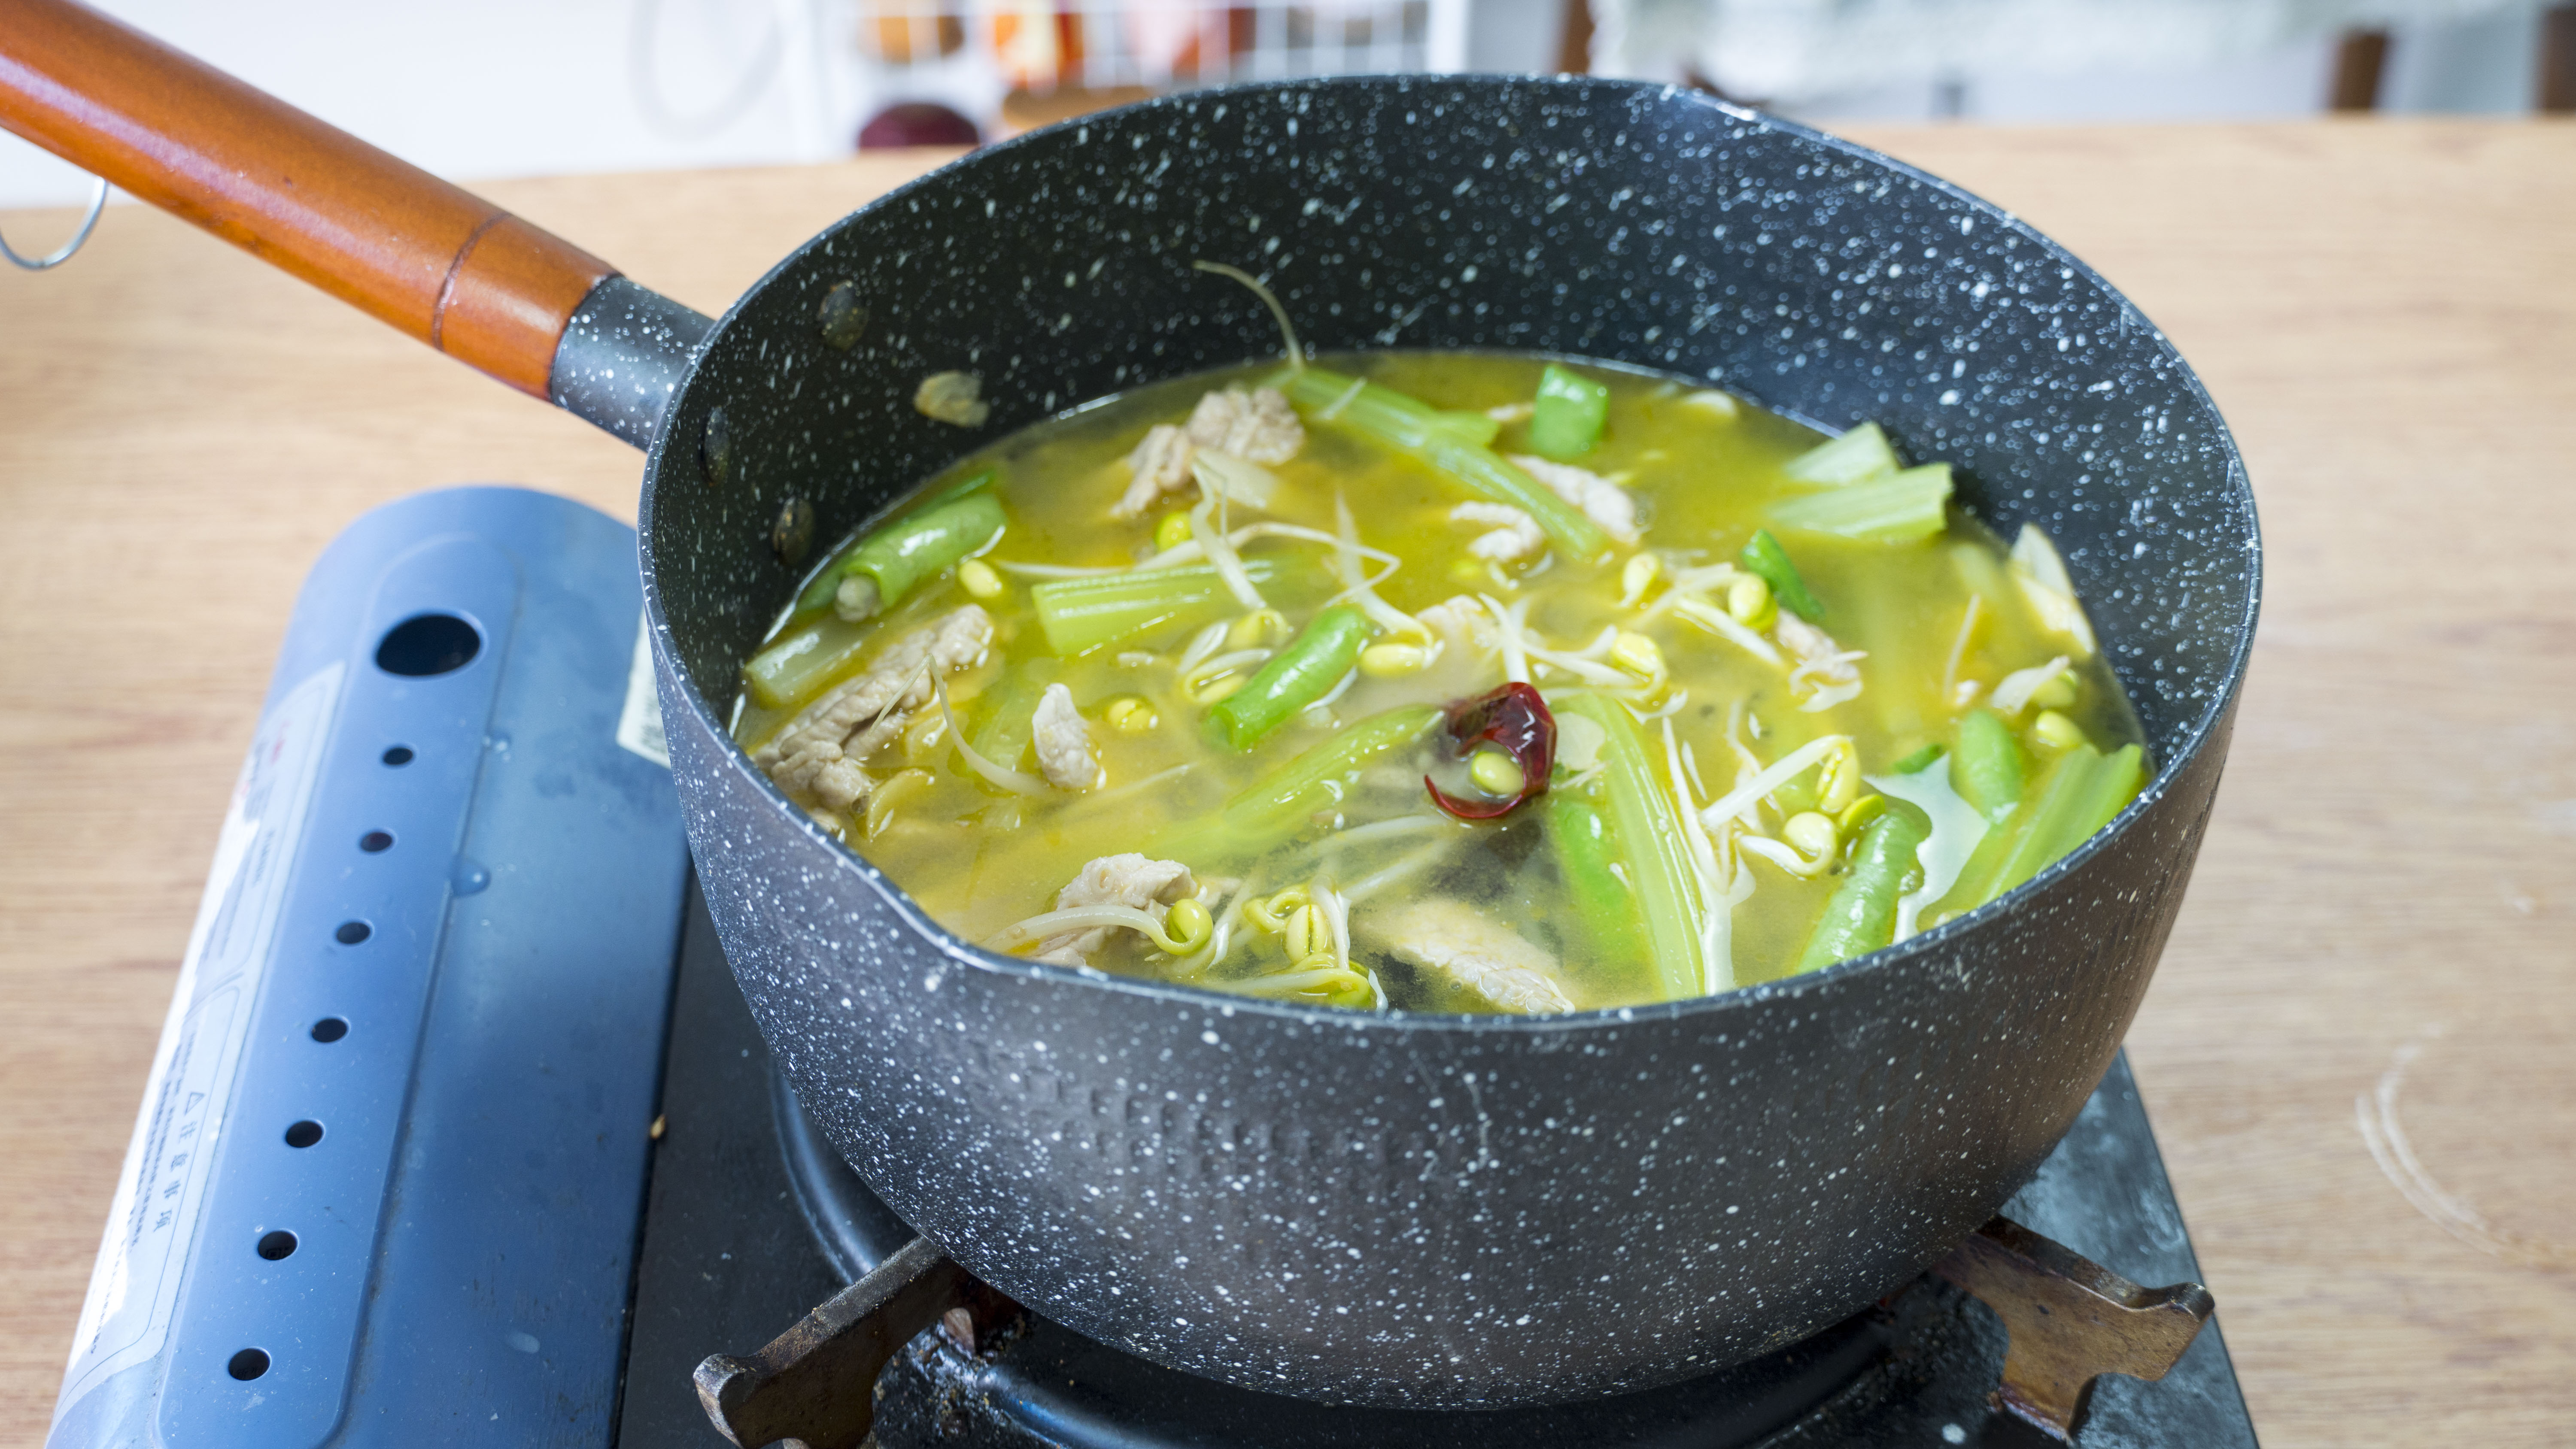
(49, 487, 687, 1449)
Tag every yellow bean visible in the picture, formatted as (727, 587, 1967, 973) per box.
(2032, 710, 2087, 751)
(957, 558, 1003, 600)
(1727, 573, 1775, 628)
(1358, 642, 1428, 678)
(1187, 673, 1246, 706)
(1610, 631, 1665, 680)
(1154, 512, 1192, 553)
(1836, 793, 1886, 834)
(902, 708, 949, 761)
(1102, 695, 1159, 733)
(1783, 811, 1838, 862)
(1818, 737, 1863, 812)
(1228, 609, 1289, 651)
(1469, 748, 1526, 797)
(865, 769, 934, 839)
(1162, 897, 1213, 953)
(1283, 904, 1325, 962)
(1619, 553, 1661, 606)
(2030, 671, 2078, 710)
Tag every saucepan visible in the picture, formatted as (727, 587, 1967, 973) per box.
(1, 0, 2257, 1410)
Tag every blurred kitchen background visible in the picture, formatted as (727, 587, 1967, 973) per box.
(2, 0, 2568, 207)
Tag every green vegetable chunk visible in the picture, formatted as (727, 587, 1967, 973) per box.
(1204, 606, 1371, 752)
(1950, 709, 2026, 822)
(1206, 705, 1445, 844)
(1528, 363, 1610, 460)
(1543, 792, 1646, 968)
(1784, 421, 1901, 484)
(796, 486, 1004, 618)
(1935, 742, 2147, 915)
(1769, 463, 1953, 544)
(969, 661, 1058, 777)
(1555, 694, 1707, 1000)
(1796, 800, 1932, 973)
(1030, 556, 1310, 657)
(1281, 367, 1609, 559)
(1739, 528, 1826, 622)
(743, 615, 869, 712)
(1889, 743, 1947, 774)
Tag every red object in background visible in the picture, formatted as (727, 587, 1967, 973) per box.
(857, 102, 981, 149)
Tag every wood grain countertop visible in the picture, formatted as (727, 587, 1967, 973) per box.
(4, 121, 2572, 1446)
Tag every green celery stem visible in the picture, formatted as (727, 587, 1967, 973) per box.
(1528, 363, 1608, 460)
(1219, 705, 1443, 838)
(1280, 367, 1609, 560)
(1555, 694, 1707, 1000)
(1541, 791, 1647, 968)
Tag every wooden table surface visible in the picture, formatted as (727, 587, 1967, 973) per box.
(6, 121, 2573, 1446)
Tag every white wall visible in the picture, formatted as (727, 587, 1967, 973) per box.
(0, 0, 2552, 210)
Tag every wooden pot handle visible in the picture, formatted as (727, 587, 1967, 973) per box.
(0, 0, 620, 398)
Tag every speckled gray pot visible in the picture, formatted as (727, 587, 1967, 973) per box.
(632, 77, 2258, 1408)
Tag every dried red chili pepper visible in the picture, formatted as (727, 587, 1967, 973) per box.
(1424, 681, 1555, 821)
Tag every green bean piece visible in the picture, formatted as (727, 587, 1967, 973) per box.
(1795, 800, 1932, 973)
(1528, 363, 1609, 460)
(793, 471, 998, 617)
(795, 491, 1005, 619)
(1889, 743, 1946, 775)
(1783, 421, 1901, 485)
(1555, 694, 1707, 1000)
(1542, 791, 1647, 967)
(1950, 709, 2026, 822)
(1739, 529, 1826, 622)
(1029, 555, 1311, 656)
(968, 661, 1058, 777)
(1278, 367, 1609, 559)
(1768, 464, 1953, 544)
(1203, 607, 1370, 752)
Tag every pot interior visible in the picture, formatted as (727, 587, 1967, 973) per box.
(642, 74, 2256, 859)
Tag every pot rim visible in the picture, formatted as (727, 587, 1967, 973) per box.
(637, 73, 2263, 1038)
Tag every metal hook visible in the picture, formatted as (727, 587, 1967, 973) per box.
(2, 174, 111, 271)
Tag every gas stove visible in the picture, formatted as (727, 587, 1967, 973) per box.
(47, 489, 2257, 1449)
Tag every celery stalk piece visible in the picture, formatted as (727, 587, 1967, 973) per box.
(1795, 800, 1932, 973)
(1556, 694, 1708, 1000)
(968, 661, 1058, 778)
(1542, 791, 1647, 967)
(1783, 421, 1901, 485)
(1204, 607, 1370, 752)
(743, 614, 871, 712)
(1739, 528, 1826, 622)
(1528, 363, 1609, 460)
(1768, 463, 1953, 544)
(1949, 709, 2026, 822)
(1934, 740, 2141, 915)
(1208, 705, 1445, 843)
(1029, 556, 1307, 657)
(1279, 366, 1609, 559)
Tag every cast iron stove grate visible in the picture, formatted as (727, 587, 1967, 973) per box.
(617, 887, 2259, 1449)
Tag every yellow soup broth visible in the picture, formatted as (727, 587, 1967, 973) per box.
(736, 351, 2145, 1014)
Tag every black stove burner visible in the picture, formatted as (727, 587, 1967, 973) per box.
(616, 883, 2257, 1448)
